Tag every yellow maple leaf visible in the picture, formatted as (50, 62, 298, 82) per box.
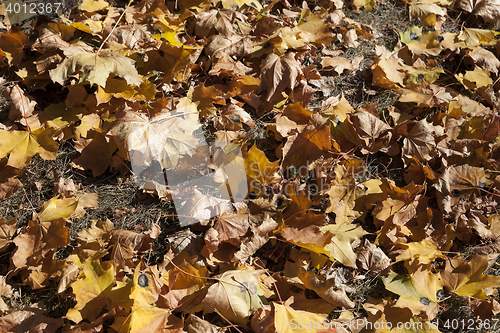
(274, 301, 328, 333)
(442, 28, 500, 50)
(244, 145, 279, 195)
(408, 0, 448, 27)
(441, 256, 500, 299)
(353, 0, 376, 11)
(202, 268, 269, 325)
(383, 261, 443, 320)
(39, 196, 79, 222)
(326, 161, 365, 224)
(400, 27, 442, 56)
(321, 93, 355, 123)
(0, 128, 58, 168)
(220, 0, 263, 9)
(50, 51, 142, 88)
(96, 77, 156, 105)
(79, 0, 108, 12)
(456, 66, 493, 90)
(322, 223, 368, 267)
(396, 239, 445, 264)
(65, 259, 115, 323)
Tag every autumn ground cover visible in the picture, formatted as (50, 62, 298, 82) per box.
(1, 0, 500, 331)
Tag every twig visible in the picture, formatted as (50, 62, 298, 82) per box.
(96, 0, 134, 55)
(22, 188, 41, 224)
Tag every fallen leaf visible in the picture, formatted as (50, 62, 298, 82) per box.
(0, 26, 27, 66)
(353, 0, 376, 11)
(244, 145, 279, 196)
(3, 85, 37, 123)
(321, 56, 353, 75)
(259, 52, 302, 102)
(195, 9, 246, 38)
(326, 162, 365, 224)
(441, 256, 500, 299)
(274, 300, 328, 333)
(61, 307, 127, 333)
(456, 28, 499, 48)
(383, 261, 443, 320)
(0, 217, 16, 251)
(396, 239, 445, 264)
(176, 189, 232, 226)
(216, 103, 255, 131)
(322, 222, 368, 268)
(283, 113, 336, 167)
(371, 45, 406, 89)
(349, 110, 393, 154)
(0, 306, 64, 333)
(209, 53, 253, 77)
(357, 239, 391, 276)
(185, 314, 223, 333)
(72, 132, 117, 177)
(456, 0, 500, 23)
(408, 0, 448, 27)
(144, 42, 194, 84)
(50, 51, 142, 88)
(402, 119, 438, 165)
(434, 165, 493, 214)
(0, 128, 58, 168)
(283, 250, 356, 308)
(79, 0, 109, 12)
(11, 196, 75, 270)
(65, 259, 115, 323)
(0, 159, 22, 200)
(202, 268, 269, 325)
(456, 66, 493, 90)
(39, 196, 79, 222)
(466, 46, 500, 75)
(321, 93, 355, 123)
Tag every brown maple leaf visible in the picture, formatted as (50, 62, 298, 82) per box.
(357, 240, 391, 277)
(399, 82, 455, 107)
(283, 113, 337, 167)
(402, 119, 439, 165)
(348, 110, 393, 154)
(195, 9, 248, 38)
(259, 52, 302, 102)
(456, 0, 500, 23)
(0, 306, 63, 333)
(215, 102, 255, 131)
(434, 165, 493, 214)
(0, 159, 22, 200)
(209, 53, 253, 77)
(11, 197, 76, 270)
(0, 26, 27, 66)
(0, 217, 16, 252)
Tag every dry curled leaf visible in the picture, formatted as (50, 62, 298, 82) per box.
(357, 240, 391, 276)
